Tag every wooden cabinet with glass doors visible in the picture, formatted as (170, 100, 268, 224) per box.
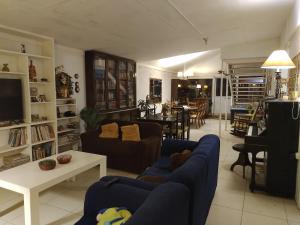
(85, 51, 136, 112)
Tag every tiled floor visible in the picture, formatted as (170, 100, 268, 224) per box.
(0, 119, 300, 225)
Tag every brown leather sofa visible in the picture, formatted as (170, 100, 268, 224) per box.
(80, 121, 162, 174)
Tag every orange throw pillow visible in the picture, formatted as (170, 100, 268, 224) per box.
(121, 124, 141, 142)
(99, 122, 119, 139)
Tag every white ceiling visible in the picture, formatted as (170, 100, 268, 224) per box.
(0, 0, 295, 61)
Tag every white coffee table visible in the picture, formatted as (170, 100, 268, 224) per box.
(0, 150, 107, 225)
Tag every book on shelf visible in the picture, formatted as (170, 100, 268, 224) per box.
(31, 124, 55, 143)
(8, 128, 27, 147)
(32, 142, 53, 161)
(0, 154, 30, 171)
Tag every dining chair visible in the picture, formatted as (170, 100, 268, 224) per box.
(171, 107, 190, 140)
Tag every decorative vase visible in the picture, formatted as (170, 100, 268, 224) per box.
(29, 60, 37, 81)
(2, 64, 9, 72)
(162, 108, 168, 116)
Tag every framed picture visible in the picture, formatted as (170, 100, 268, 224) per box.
(30, 87, 38, 96)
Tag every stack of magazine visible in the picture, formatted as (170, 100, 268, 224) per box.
(0, 154, 30, 171)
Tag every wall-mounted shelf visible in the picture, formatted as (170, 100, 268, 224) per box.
(56, 104, 76, 107)
(0, 144, 29, 155)
(0, 71, 27, 76)
(29, 82, 52, 85)
(57, 128, 79, 134)
(0, 48, 52, 59)
(32, 138, 55, 146)
(0, 123, 28, 131)
(57, 116, 79, 121)
(31, 120, 55, 126)
(31, 102, 54, 105)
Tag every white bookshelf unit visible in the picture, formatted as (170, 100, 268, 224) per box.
(56, 98, 80, 153)
(0, 25, 57, 169)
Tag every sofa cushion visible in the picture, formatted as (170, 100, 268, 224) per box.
(121, 124, 141, 142)
(99, 122, 119, 139)
(96, 139, 141, 156)
(170, 149, 192, 171)
(137, 175, 167, 184)
(151, 157, 171, 170)
(142, 166, 171, 177)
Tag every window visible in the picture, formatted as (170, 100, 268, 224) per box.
(149, 79, 162, 103)
(216, 78, 231, 96)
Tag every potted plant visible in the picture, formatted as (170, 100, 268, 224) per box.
(161, 103, 169, 117)
(80, 107, 103, 131)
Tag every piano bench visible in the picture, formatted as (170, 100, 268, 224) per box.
(231, 144, 251, 179)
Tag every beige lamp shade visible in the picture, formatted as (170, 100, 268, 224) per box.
(261, 50, 296, 69)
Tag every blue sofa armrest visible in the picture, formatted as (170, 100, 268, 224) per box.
(126, 182, 190, 225)
(100, 176, 158, 191)
(75, 181, 149, 225)
(161, 138, 198, 157)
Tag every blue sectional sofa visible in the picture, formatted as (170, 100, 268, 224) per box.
(77, 134, 220, 225)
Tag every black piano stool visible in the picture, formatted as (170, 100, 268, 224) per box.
(231, 144, 251, 178)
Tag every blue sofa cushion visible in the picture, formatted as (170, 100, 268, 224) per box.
(151, 156, 171, 170)
(142, 165, 171, 177)
(161, 138, 198, 157)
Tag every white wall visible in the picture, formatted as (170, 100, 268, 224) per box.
(136, 64, 174, 112)
(55, 44, 86, 131)
(221, 38, 280, 60)
(183, 49, 222, 77)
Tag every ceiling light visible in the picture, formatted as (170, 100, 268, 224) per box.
(158, 52, 206, 68)
(177, 71, 194, 78)
(196, 84, 201, 89)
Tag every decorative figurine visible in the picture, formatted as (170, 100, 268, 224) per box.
(75, 81, 80, 93)
(2, 64, 9, 72)
(29, 60, 37, 82)
(20, 44, 26, 53)
(56, 72, 74, 98)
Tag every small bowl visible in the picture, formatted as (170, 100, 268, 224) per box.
(57, 154, 72, 164)
(39, 159, 56, 171)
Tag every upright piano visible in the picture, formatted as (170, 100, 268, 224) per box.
(245, 100, 299, 198)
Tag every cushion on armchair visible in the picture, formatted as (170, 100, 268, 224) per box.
(99, 122, 119, 139)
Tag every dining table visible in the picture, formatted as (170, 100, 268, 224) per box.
(137, 114, 178, 138)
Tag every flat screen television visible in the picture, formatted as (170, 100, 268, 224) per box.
(0, 79, 23, 122)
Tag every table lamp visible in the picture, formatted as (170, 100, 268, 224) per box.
(261, 50, 296, 98)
